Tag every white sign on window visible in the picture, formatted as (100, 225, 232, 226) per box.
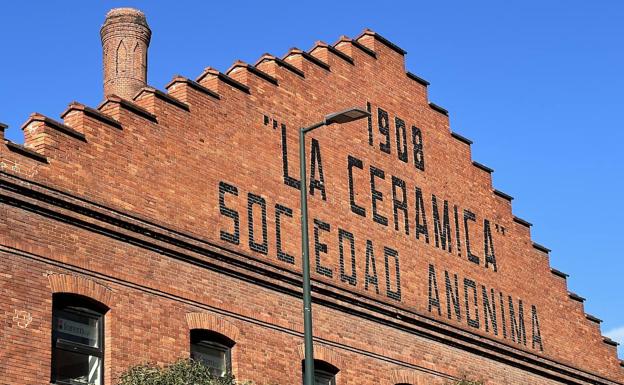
(57, 317, 98, 345)
(192, 348, 226, 376)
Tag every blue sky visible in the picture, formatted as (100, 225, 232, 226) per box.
(1, 1, 622, 357)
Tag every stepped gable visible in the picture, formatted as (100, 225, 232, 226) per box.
(1, 28, 622, 384)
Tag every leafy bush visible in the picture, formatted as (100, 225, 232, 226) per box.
(118, 359, 483, 385)
(117, 359, 239, 385)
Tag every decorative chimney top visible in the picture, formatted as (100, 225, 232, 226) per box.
(100, 8, 151, 100)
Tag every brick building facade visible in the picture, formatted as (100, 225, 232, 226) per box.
(0, 8, 622, 385)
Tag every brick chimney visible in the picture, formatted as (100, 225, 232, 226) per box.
(100, 8, 151, 100)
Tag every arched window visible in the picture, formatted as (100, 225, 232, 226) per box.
(190, 329, 235, 377)
(302, 360, 339, 385)
(51, 293, 107, 385)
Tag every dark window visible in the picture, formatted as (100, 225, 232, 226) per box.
(51, 294, 106, 385)
(302, 360, 339, 385)
(190, 330, 234, 377)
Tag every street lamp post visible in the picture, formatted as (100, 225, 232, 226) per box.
(299, 107, 370, 385)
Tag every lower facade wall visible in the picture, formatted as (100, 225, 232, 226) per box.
(0, 249, 566, 385)
(0, 203, 584, 385)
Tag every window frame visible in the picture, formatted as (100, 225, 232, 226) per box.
(190, 329, 234, 377)
(314, 368, 337, 385)
(51, 295, 105, 385)
(302, 359, 339, 385)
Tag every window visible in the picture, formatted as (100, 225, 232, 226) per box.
(51, 294, 106, 385)
(190, 330, 234, 377)
(302, 360, 339, 385)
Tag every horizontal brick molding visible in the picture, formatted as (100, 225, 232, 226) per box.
(185, 312, 240, 342)
(296, 343, 344, 369)
(47, 273, 113, 308)
(391, 369, 443, 385)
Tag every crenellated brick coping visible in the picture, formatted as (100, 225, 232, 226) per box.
(533, 242, 551, 254)
(255, 54, 305, 78)
(472, 160, 494, 174)
(357, 29, 407, 56)
(134, 86, 190, 111)
(450, 131, 473, 145)
(513, 216, 533, 228)
(569, 291, 586, 303)
(196, 66, 251, 93)
(23, 113, 86, 142)
(551, 268, 569, 279)
(310, 41, 355, 65)
(603, 337, 619, 347)
(429, 102, 449, 116)
(336, 35, 376, 58)
(586, 314, 603, 324)
(284, 48, 331, 72)
(5, 141, 48, 163)
(406, 71, 430, 87)
(226, 60, 279, 86)
(185, 312, 240, 342)
(98, 94, 158, 122)
(61, 102, 122, 130)
(494, 189, 514, 201)
(165, 76, 220, 100)
(47, 273, 114, 308)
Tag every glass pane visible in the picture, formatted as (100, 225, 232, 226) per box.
(53, 348, 101, 385)
(314, 371, 335, 385)
(191, 343, 227, 376)
(55, 311, 99, 348)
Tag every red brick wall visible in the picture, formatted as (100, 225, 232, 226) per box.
(0, 27, 622, 384)
(0, 206, 590, 385)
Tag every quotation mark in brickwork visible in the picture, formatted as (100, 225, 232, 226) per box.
(13, 310, 33, 329)
(494, 223, 506, 235)
(263, 114, 279, 130)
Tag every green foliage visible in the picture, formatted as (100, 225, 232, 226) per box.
(117, 359, 239, 385)
(118, 359, 483, 385)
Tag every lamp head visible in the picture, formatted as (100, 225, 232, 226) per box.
(324, 107, 370, 125)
